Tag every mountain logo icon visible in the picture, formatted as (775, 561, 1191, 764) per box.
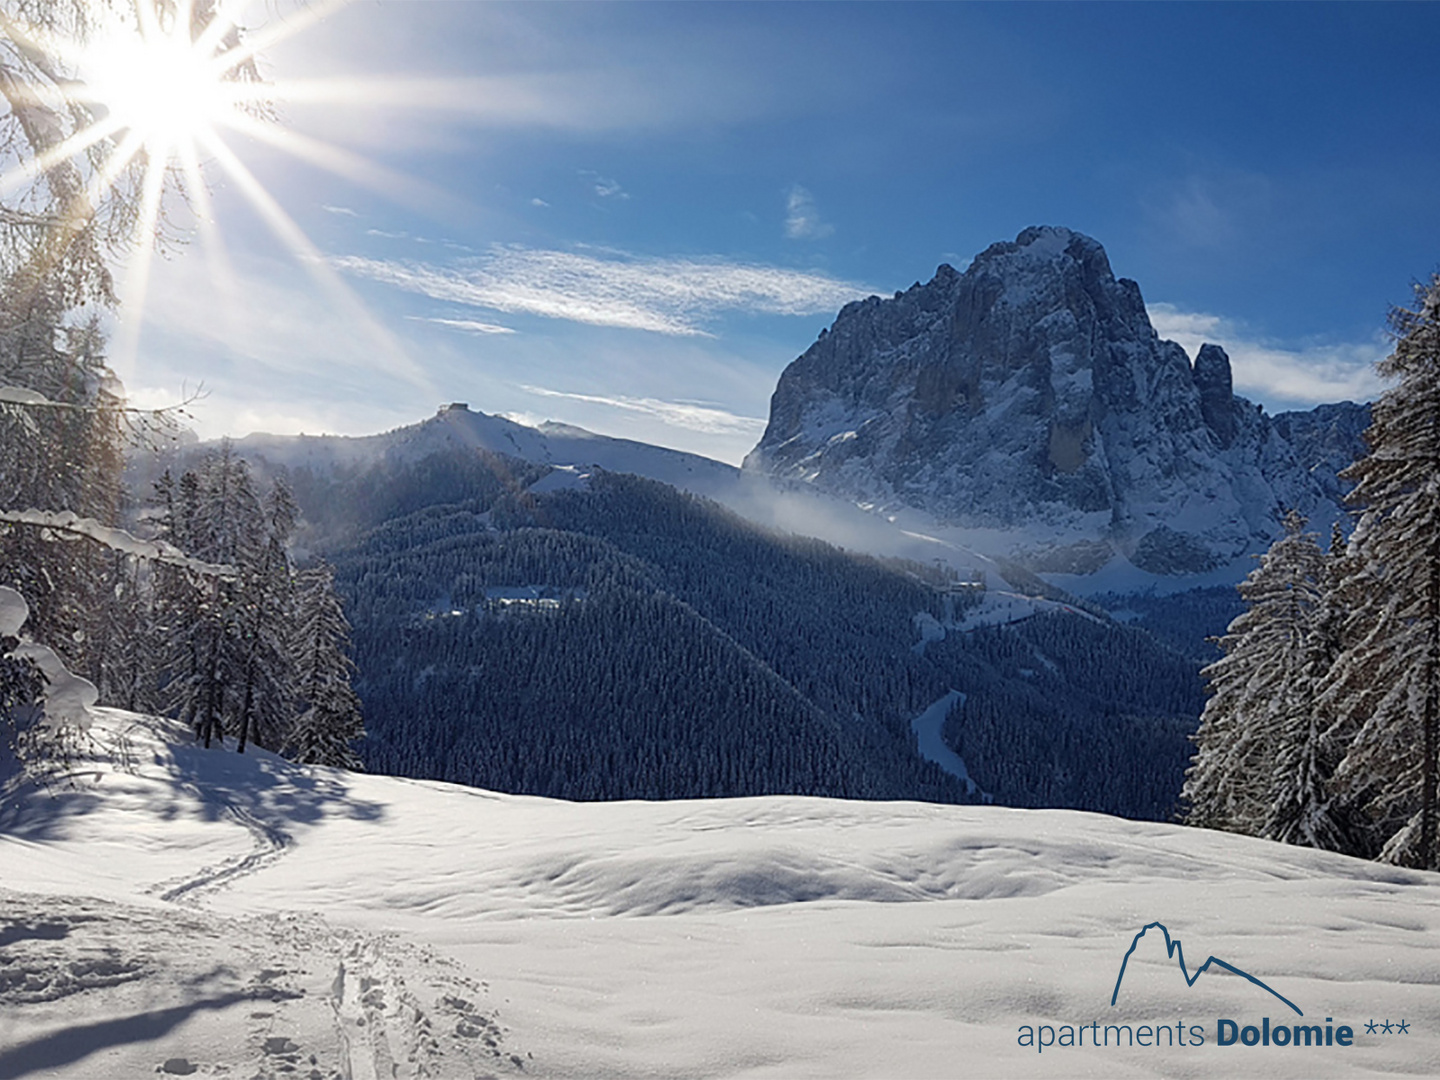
(1111, 921, 1303, 1016)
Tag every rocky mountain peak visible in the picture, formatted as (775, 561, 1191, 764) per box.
(1193, 344, 1238, 448)
(744, 226, 1333, 577)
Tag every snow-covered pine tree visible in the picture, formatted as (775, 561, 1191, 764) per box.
(86, 551, 156, 714)
(285, 560, 364, 769)
(0, 298, 128, 674)
(0, 6, 315, 781)
(156, 445, 277, 750)
(0, 6, 218, 729)
(231, 478, 299, 755)
(1264, 519, 1357, 851)
(1, 3, 142, 676)
(1183, 511, 1326, 836)
(153, 468, 221, 747)
(1327, 274, 1440, 868)
(153, 451, 339, 758)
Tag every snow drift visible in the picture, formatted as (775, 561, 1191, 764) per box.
(3, 709, 1439, 1078)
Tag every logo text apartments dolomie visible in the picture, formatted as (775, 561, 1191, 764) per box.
(1015, 921, 1376, 1055)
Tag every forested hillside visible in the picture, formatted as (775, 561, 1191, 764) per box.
(253, 445, 552, 548)
(933, 614, 1203, 817)
(1093, 587, 1248, 663)
(314, 460, 1205, 818)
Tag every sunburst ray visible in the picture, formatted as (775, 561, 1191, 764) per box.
(110, 134, 170, 382)
(196, 127, 432, 390)
(220, 111, 471, 223)
(3, 0, 455, 416)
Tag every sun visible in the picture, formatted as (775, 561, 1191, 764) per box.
(80, 7, 249, 159)
(35, 0, 276, 184)
(0, 0, 438, 389)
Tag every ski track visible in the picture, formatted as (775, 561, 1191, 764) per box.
(0, 894, 527, 1080)
(5, 775, 529, 1078)
(149, 800, 293, 905)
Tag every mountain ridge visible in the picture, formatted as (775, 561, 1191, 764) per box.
(182, 228, 1372, 588)
(744, 225, 1350, 576)
(224, 403, 743, 503)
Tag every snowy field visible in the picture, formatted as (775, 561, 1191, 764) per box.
(3, 710, 1440, 1079)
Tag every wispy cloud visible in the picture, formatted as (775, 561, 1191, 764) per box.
(142, 252, 424, 386)
(1161, 182, 1233, 250)
(1145, 172, 1272, 252)
(405, 315, 516, 335)
(521, 384, 767, 436)
(582, 170, 629, 200)
(784, 184, 834, 240)
(530, 197, 550, 208)
(1149, 302, 1388, 406)
(333, 245, 875, 336)
(322, 204, 358, 217)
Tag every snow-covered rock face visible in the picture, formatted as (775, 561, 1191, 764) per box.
(744, 226, 1329, 574)
(1272, 400, 1372, 505)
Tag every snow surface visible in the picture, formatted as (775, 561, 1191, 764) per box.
(952, 590, 1101, 632)
(4, 709, 1440, 1079)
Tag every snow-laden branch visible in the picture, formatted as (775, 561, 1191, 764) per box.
(0, 509, 236, 578)
(0, 585, 97, 733)
(0, 207, 64, 228)
(0, 385, 47, 405)
(0, 383, 191, 416)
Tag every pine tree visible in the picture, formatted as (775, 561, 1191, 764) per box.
(0, 298, 129, 674)
(1263, 521, 1356, 851)
(82, 548, 154, 712)
(1327, 275, 1440, 868)
(0, 5, 140, 678)
(155, 445, 283, 751)
(1263, 522, 1365, 851)
(285, 561, 364, 769)
(151, 452, 362, 761)
(0, 5, 212, 708)
(153, 468, 221, 747)
(231, 478, 299, 755)
(1184, 511, 1326, 836)
(0, 7, 299, 778)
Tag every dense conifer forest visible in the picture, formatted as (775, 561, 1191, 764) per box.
(308, 460, 1206, 818)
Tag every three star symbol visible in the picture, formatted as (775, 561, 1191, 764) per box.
(1364, 1019, 1408, 1035)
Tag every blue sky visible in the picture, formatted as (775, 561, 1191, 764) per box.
(128, 1, 1440, 464)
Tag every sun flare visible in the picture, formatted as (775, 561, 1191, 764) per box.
(0, 0, 432, 380)
(82, 16, 244, 156)
(0, 0, 453, 395)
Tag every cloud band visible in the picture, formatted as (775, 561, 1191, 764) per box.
(334, 245, 874, 336)
(1149, 302, 1387, 406)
